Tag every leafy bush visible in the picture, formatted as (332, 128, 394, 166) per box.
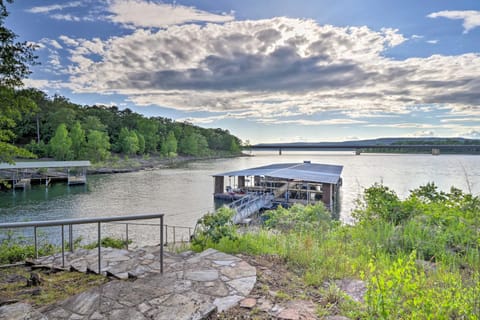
(191, 207, 237, 251)
(0, 231, 55, 264)
(83, 236, 131, 249)
(264, 203, 332, 232)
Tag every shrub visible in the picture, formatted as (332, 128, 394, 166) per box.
(191, 207, 237, 251)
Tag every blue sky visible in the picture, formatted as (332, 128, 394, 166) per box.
(8, 0, 480, 143)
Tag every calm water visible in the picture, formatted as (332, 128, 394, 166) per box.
(1, 152, 479, 245)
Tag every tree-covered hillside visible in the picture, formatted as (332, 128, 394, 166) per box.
(9, 88, 242, 162)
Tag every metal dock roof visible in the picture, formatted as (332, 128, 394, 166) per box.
(214, 162, 343, 184)
(0, 161, 91, 170)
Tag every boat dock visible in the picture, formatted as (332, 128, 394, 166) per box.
(213, 161, 343, 223)
(0, 161, 91, 190)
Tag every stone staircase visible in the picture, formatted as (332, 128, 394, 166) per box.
(1, 247, 257, 320)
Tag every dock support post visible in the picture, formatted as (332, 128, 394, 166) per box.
(279, 148, 282, 155)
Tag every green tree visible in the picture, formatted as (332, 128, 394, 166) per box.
(85, 130, 110, 162)
(82, 115, 107, 134)
(136, 131, 145, 154)
(49, 123, 72, 160)
(0, 1, 38, 162)
(70, 121, 86, 159)
(161, 131, 177, 157)
(118, 127, 139, 155)
(0, 1, 38, 87)
(179, 132, 198, 156)
(0, 87, 37, 162)
(137, 118, 159, 153)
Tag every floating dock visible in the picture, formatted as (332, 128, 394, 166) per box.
(0, 161, 91, 190)
(213, 161, 343, 223)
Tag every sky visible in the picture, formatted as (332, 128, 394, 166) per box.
(7, 0, 480, 143)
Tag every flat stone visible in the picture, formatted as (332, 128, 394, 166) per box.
(196, 280, 229, 297)
(27, 247, 257, 319)
(109, 308, 148, 320)
(335, 279, 366, 303)
(212, 260, 235, 266)
(185, 269, 219, 282)
(240, 298, 257, 309)
(89, 311, 104, 320)
(68, 313, 84, 320)
(227, 276, 256, 296)
(277, 308, 300, 320)
(220, 261, 256, 279)
(137, 302, 151, 314)
(62, 289, 101, 315)
(213, 295, 244, 312)
(0, 302, 47, 320)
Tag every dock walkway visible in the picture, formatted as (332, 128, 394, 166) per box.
(230, 193, 274, 224)
(0, 247, 256, 320)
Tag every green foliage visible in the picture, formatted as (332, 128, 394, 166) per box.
(191, 207, 238, 251)
(161, 131, 177, 157)
(70, 121, 86, 159)
(264, 203, 332, 232)
(0, 1, 38, 87)
(117, 127, 140, 155)
(0, 231, 55, 264)
(190, 183, 480, 318)
(0, 86, 37, 162)
(365, 251, 480, 319)
(85, 130, 110, 162)
(352, 183, 412, 225)
(83, 236, 131, 249)
(48, 123, 73, 160)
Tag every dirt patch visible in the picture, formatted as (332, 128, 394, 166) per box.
(0, 265, 108, 308)
(207, 254, 323, 319)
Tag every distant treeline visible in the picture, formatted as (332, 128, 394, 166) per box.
(361, 138, 480, 154)
(10, 88, 242, 162)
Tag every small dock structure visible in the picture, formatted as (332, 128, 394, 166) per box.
(213, 161, 343, 222)
(0, 161, 91, 189)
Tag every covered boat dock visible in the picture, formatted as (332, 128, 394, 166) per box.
(0, 161, 91, 189)
(213, 161, 343, 212)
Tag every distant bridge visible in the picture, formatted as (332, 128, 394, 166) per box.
(248, 144, 480, 155)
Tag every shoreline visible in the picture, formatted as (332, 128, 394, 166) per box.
(87, 152, 249, 174)
(0, 153, 249, 184)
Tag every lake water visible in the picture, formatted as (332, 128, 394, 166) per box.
(1, 152, 479, 246)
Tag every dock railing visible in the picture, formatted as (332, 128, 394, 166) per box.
(0, 213, 164, 274)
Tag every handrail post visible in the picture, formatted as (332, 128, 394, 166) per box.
(160, 216, 163, 273)
(125, 223, 129, 250)
(97, 222, 101, 274)
(165, 224, 168, 245)
(69, 224, 73, 252)
(61, 224, 65, 268)
(173, 226, 176, 244)
(34, 226, 38, 259)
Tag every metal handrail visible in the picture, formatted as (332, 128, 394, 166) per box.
(0, 213, 164, 274)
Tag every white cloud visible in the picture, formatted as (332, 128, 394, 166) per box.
(106, 0, 234, 28)
(412, 130, 435, 137)
(50, 13, 82, 22)
(36, 17, 478, 133)
(426, 39, 438, 44)
(27, 1, 82, 14)
(428, 10, 480, 33)
(462, 130, 480, 138)
(411, 34, 423, 40)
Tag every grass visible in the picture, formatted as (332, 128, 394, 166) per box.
(193, 184, 480, 319)
(0, 266, 108, 307)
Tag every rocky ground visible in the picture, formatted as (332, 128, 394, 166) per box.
(0, 252, 366, 319)
(208, 254, 366, 320)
